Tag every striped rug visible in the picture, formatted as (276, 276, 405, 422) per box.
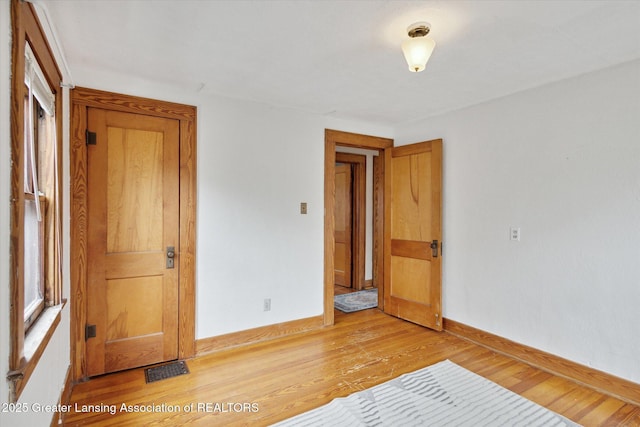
(273, 360, 580, 426)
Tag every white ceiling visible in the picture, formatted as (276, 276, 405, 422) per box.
(40, 0, 640, 125)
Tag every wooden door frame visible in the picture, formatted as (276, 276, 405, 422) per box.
(70, 87, 197, 381)
(324, 129, 393, 325)
(335, 152, 366, 290)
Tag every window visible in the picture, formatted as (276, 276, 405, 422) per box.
(9, 0, 64, 402)
(23, 41, 59, 331)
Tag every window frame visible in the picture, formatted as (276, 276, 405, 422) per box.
(8, 0, 65, 402)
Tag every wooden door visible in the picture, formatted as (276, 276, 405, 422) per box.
(334, 164, 352, 287)
(86, 108, 180, 376)
(383, 139, 442, 330)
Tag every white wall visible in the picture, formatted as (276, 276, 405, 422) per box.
(1, 1, 72, 426)
(195, 98, 367, 336)
(395, 59, 640, 383)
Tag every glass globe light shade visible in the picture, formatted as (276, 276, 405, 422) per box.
(401, 36, 436, 72)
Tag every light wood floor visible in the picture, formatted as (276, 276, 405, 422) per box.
(64, 308, 640, 426)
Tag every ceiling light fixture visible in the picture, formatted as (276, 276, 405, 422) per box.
(401, 22, 436, 73)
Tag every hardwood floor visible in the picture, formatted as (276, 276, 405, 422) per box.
(64, 308, 640, 426)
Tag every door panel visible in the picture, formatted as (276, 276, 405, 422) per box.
(106, 127, 164, 252)
(87, 108, 179, 376)
(384, 140, 442, 330)
(391, 152, 432, 241)
(334, 164, 352, 287)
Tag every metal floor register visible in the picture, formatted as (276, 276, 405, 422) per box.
(144, 361, 190, 383)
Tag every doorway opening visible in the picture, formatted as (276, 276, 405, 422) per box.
(324, 130, 393, 325)
(325, 130, 444, 330)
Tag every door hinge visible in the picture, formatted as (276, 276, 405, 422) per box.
(86, 130, 97, 146)
(85, 324, 96, 340)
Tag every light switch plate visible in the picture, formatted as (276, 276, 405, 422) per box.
(300, 202, 307, 214)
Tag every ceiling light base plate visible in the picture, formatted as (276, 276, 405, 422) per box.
(407, 22, 431, 38)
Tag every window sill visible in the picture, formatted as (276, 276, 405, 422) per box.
(7, 299, 67, 402)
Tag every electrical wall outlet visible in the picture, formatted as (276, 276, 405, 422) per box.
(510, 226, 521, 241)
(263, 298, 271, 312)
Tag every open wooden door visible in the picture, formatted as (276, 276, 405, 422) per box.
(86, 108, 180, 376)
(334, 163, 352, 287)
(383, 139, 442, 330)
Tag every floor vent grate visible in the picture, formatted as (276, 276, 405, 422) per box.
(144, 361, 189, 384)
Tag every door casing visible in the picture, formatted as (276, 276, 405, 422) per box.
(324, 130, 393, 325)
(70, 87, 197, 381)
